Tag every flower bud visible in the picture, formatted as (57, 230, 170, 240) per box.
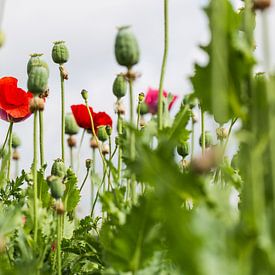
(97, 126, 108, 142)
(27, 53, 49, 77)
(47, 176, 65, 200)
(113, 74, 127, 99)
(177, 142, 189, 158)
(27, 65, 49, 95)
(106, 125, 112, 136)
(90, 136, 99, 149)
(12, 133, 21, 149)
(12, 149, 20, 161)
(102, 144, 109, 155)
(52, 41, 69, 65)
(67, 136, 77, 148)
(199, 131, 213, 148)
(29, 97, 45, 113)
(85, 159, 92, 170)
(51, 158, 67, 178)
(81, 89, 89, 101)
(0, 30, 5, 48)
(54, 200, 65, 215)
(216, 127, 228, 141)
(65, 113, 79, 135)
(138, 92, 145, 103)
(139, 102, 149, 115)
(253, 0, 271, 10)
(115, 26, 140, 68)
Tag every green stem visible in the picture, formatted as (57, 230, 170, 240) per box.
(108, 136, 112, 191)
(117, 113, 123, 185)
(60, 68, 65, 163)
(33, 110, 38, 243)
(69, 146, 73, 170)
(7, 122, 13, 182)
(223, 118, 237, 155)
(39, 110, 44, 168)
(201, 108, 205, 155)
(137, 102, 141, 129)
(77, 129, 86, 174)
(57, 213, 62, 275)
(0, 122, 12, 157)
(157, 0, 169, 131)
(80, 167, 90, 192)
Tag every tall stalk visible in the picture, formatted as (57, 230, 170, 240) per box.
(117, 113, 123, 185)
(57, 212, 62, 275)
(6, 122, 13, 182)
(201, 108, 205, 155)
(33, 110, 38, 243)
(60, 68, 65, 162)
(39, 110, 45, 168)
(191, 115, 195, 160)
(157, 0, 169, 131)
(108, 136, 112, 190)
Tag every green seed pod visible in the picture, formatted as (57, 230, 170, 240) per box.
(65, 113, 79, 135)
(113, 74, 127, 99)
(27, 65, 49, 95)
(0, 31, 5, 48)
(52, 41, 69, 65)
(139, 102, 149, 115)
(97, 126, 108, 142)
(177, 142, 189, 158)
(12, 133, 21, 149)
(51, 158, 67, 178)
(47, 176, 65, 199)
(199, 131, 213, 148)
(106, 125, 112, 136)
(115, 26, 140, 68)
(182, 94, 197, 109)
(27, 54, 49, 76)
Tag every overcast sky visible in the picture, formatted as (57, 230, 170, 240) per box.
(0, 0, 274, 215)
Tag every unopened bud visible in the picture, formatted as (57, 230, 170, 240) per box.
(86, 159, 92, 169)
(106, 125, 112, 136)
(97, 126, 108, 142)
(29, 97, 45, 113)
(81, 89, 89, 101)
(138, 92, 145, 103)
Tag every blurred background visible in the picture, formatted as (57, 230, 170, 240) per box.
(0, 0, 274, 215)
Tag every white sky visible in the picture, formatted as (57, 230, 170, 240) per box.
(0, 0, 274, 215)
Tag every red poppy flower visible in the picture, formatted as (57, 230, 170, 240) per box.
(71, 104, 94, 130)
(94, 112, 112, 129)
(0, 77, 33, 122)
(144, 87, 178, 115)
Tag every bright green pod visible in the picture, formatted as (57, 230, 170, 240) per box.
(115, 26, 140, 68)
(52, 41, 69, 64)
(113, 74, 127, 99)
(177, 142, 189, 158)
(65, 113, 79, 135)
(47, 176, 65, 199)
(0, 31, 5, 48)
(97, 126, 108, 142)
(199, 131, 213, 148)
(51, 158, 67, 178)
(12, 133, 21, 149)
(27, 65, 49, 95)
(27, 53, 49, 76)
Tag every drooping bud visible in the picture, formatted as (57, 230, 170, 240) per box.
(67, 136, 77, 148)
(253, 0, 271, 10)
(65, 113, 79, 135)
(12, 133, 21, 149)
(102, 144, 109, 155)
(216, 127, 228, 141)
(51, 159, 66, 178)
(85, 159, 92, 170)
(47, 176, 65, 199)
(115, 26, 140, 68)
(113, 74, 127, 99)
(81, 89, 89, 101)
(106, 125, 112, 136)
(177, 142, 189, 158)
(29, 97, 45, 113)
(54, 200, 65, 215)
(139, 102, 149, 115)
(97, 126, 108, 142)
(27, 65, 49, 95)
(52, 41, 69, 65)
(12, 150, 20, 161)
(199, 131, 213, 148)
(90, 136, 99, 149)
(27, 53, 49, 76)
(0, 31, 5, 48)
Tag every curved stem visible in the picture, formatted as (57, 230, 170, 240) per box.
(60, 68, 65, 163)
(201, 109, 205, 155)
(157, 0, 169, 131)
(33, 111, 38, 243)
(39, 110, 44, 168)
(77, 129, 86, 174)
(80, 167, 90, 192)
(223, 118, 237, 155)
(0, 122, 12, 157)
(7, 122, 13, 182)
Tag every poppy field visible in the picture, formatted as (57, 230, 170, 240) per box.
(1, 0, 275, 274)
